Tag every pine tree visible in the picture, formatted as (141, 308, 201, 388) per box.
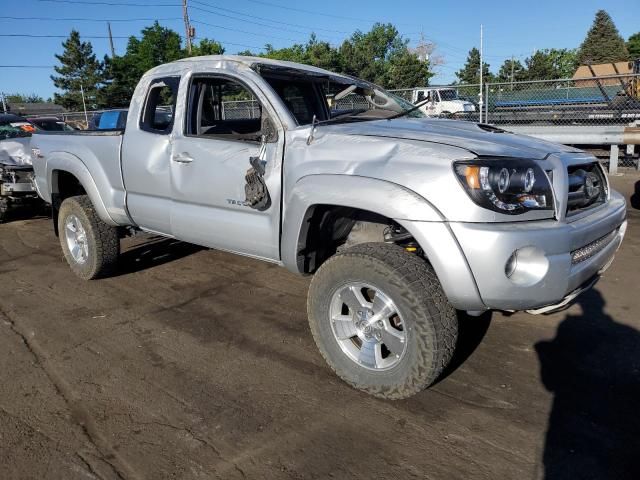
(496, 58, 526, 84)
(455, 48, 491, 84)
(577, 10, 628, 65)
(50, 30, 104, 111)
(101, 22, 184, 108)
(628, 33, 640, 60)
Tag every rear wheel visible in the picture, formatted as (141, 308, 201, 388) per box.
(308, 242, 458, 399)
(58, 195, 119, 280)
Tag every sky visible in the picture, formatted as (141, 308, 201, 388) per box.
(0, 0, 638, 99)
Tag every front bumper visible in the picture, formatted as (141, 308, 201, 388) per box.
(449, 191, 627, 311)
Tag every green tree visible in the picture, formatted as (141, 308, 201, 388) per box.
(577, 10, 628, 64)
(386, 49, 432, 88)
(339, 23, 404, 85)
(628, 32, 640, 60)
(455, 47, 491, 84)
(50, 30, 104, 110)
(263, 42, 307, 63)
(495, 58, 527, 84)
(101, 22, 184, 107)
(6, 93, 46, 103)
(339, 23, 431, 88)
(524, 49, 578, 80)
(191, 38, 225, 56)
(303, 35, 342, 72)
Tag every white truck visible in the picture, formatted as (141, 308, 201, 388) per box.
(411, 87, 476, 117)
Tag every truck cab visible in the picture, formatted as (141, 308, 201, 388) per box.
(413, 87, 476, 117)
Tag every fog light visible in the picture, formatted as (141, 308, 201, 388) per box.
(505, 252, 518, 278)
(504, 246, 549, 286)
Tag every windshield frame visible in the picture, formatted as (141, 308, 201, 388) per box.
(254, 63, 426, 125)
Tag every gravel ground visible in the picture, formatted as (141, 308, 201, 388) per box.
(0, 175, 638, 480)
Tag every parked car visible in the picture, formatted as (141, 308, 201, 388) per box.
(0, 114, 41, 221)
(31, 56, 627, 399)
(28, 116, 75, 132)
(89, 109, 128, 130)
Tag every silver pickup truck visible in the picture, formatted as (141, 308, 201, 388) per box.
(31, 56, 627, 399)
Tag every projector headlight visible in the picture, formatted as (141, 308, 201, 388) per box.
(454, 158, 554, 215)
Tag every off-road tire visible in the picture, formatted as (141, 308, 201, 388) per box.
(0, 198, 8, 223)
(58, 195, 119, 280)
(308, 242, 458, 400)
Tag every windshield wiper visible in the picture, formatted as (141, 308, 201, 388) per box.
(387, 97, 431, 120)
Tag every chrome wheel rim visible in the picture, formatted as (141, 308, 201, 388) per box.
(330, 282, 408, 371)
(64, 214, 89, 264)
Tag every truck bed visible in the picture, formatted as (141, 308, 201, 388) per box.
(31, 130, 127, 224)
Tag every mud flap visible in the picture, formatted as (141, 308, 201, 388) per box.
(244, 140, 271, 211)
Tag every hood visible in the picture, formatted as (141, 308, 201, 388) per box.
(322, 117, 582, 160)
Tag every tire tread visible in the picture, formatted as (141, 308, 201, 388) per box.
(308, 242, 457, 400)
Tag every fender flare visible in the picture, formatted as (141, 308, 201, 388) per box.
(281, 174, 443, 273)
(280, 174, 485, 310)
(47, 152, 117, 226)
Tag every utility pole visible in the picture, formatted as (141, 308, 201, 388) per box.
(1, 92, 7, 114)
(479, 24, 483, 123)
(182, 0, 193, 55)
(107, 22, 116, 57)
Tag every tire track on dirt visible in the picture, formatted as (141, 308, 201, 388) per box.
(1, 307, 141, 480)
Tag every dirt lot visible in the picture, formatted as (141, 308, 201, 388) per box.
(1, 175, 639, 480)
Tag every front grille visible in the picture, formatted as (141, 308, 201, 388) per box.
(566, 162, 607, 216)
(571, 229, 618, 265)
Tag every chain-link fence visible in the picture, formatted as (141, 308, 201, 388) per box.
(390, 74, 640, 127)
(391, 73, 640, 169)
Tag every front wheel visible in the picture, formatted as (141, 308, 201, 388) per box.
(308, 243, 458, 399)
(58, 195, 120, 280)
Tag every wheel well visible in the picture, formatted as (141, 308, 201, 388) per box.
(51, 170, 87, 236)
(295, 205, 416, 274)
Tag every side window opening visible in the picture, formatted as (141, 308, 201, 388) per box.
(187, 77, 265, 141)
(140, 77, 179, 134)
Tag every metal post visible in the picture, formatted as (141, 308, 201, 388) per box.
(479, 24, 484, 123)
(183, 0, 193, 55)
(510, 55, 514, 91)
(609, 144, 619, 175)
(485, 84, 489, 123)
(80, 83, 89, 128)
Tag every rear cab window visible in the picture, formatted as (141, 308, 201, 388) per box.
(140, 77, 180, 134)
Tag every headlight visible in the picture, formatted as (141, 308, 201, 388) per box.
(454, 159, 554, 215)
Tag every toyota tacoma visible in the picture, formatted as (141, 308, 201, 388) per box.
(30, 56, 627, 399)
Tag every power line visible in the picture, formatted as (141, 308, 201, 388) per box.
(36, 0, 179, 6)
(242, 0, 384, 24)
(0, 33, 134, 39)
(190, 0, 349, 34)
(192, 19, 310, 43)
(0, 16, 181, 22)
(189, 4, 336, 39)
(0, 65, 56, 68)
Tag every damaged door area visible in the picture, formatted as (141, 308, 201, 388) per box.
(169, 74, 283, 261)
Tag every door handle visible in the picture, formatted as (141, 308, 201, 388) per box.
(172, 153, 194, 164)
